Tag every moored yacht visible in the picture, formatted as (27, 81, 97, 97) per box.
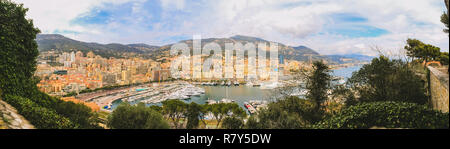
(226, 80, 232, 86)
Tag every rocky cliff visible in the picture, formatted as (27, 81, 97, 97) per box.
(0, 99, 34, 129)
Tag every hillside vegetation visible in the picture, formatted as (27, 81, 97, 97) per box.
(0, 0, 101, 129)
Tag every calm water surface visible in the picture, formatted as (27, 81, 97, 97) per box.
(112, 65, 363, 109)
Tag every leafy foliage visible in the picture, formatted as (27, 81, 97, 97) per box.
(349, 56, 427, 104)
(441, 0, 449, 35)
(2, 94, 74, 129)
(53, 99, 101, 129)
(437, 52, 449, 65)
(0, 1, 100, 129)
(244, 116, 260, 129)
(404, 38, 445, 64)
(162, 99, 187, 129)
(0, 0, 40, 97)
(210, 103, 246, 128)
(306, 61, 331, 109)
(222, 116, 244, 129)
(36, 34, 147, 58)
(255, 103, 305, 129)
(198, 104, 211, 127)
(245, 96, 321, 129)
(107, 102, 169, 129)
(186, 102, 201, 129)
(315, 101, 449, 129)
(331, 85, 357, 107)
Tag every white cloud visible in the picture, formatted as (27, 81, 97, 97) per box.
(13, 0, 141, 34)
(160, 0, 185, 10)
(186, 0, 448, 55)
(11, 0, 449, 55)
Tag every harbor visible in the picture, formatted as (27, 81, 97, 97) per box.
(75, 65, 363, 114)
(109, 82, 279, 114)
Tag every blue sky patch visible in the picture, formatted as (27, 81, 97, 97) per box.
(323, 13, 389, 38)
(326, 24, 389, 38)
(53, 29, 80, 35)
(331, 13, 368, 23)
(71, 9, 112, 25)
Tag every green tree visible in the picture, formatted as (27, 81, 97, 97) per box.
(244, 116, 261, 129)
(349, 56, 427, 104)
(418, 44, 441, 63)
(441, 0, 449, 35)
(256, 103, 305, 129)
(186, 102, 201, 129)
(199, 104, 211, 128)
(210, 103, 245, 128)
(0, 1, 100, 129)
(210, 103, 228, 128)
(107, 102, 169, 129)
(149, 105, 163, 113)
(404, 39, 442, 64)
(306, 61, 331, 110)
(0, 0, 40, 97)
(275, 96, 322, 123)
(230, 103, 247, 118)
(315, 101, 449, 129)
(437, 52, 449, 65)
(332, 85, 357, 107)
(221, 116, 244, 129)
(162, 99, 187, 129)
(404, 38, 425, 61)
(54, 101, 101, 129)
(243, 96, 322, 129)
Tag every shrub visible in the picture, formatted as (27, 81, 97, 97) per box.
(0, 0, 40, 98)
(2, 94, 74, 129)
(0, 1, 100, 129)
(222, 117, 244, 129)
(349, 56, 428, 104)
(245, 96, 321, 129)
(26, 91, 100, 128)
(107, 102, 169, 129)
(53, 100, 101, 129)
(314, 101, 449, 129)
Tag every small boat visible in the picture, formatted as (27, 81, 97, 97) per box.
(221, 98, 234, 103)
(253, 82, 261, 87)
(260, 81, 279, 89)
(206, 99, 217, 104)
(243, 102, 256, 114)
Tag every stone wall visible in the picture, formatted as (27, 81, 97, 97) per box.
(428, 66, 449, 113)
(0, 99, 35, 129)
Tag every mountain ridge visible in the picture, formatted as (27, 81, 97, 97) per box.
(35, 34, 371, 63)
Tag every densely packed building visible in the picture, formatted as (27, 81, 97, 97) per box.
(35, 50, 310, 96)
(36, 50, 170, 96)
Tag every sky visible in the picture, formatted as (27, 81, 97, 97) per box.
(13, 0, 450, 56)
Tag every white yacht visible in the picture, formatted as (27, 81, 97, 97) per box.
(260, 81, 279, 89)
(226, 80, 232, 86)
